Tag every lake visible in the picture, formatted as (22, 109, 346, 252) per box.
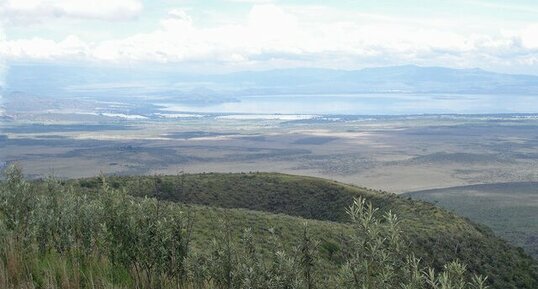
(160, 93, 538, 115)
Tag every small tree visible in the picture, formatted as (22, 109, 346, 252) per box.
(299, 223, 318, 289)
(338, 197, 489, 289)
(0, 164, 37, 247)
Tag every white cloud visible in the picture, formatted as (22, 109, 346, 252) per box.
(519, 24, 538, 49)
(1, 4, 537, 73)
(0, 24, 5, 104)
(1, 35, 89, 60)
(465, 0, 538, 14)
(1, 0, 143, 23)
(226, 0, 274, 3)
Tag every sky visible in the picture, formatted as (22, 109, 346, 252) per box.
(0, 0, 537, 75)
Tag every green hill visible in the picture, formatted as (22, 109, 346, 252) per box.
(70, 172, 538, 289)
(404, 182, 538, 259)
(1, 169, 536, 288)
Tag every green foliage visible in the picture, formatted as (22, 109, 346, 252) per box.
(75, 173, 536, 289)
(0, 164, 37, 247)
(405, 184, 538, 259)
(0, 166, 535, 289)
(340, 198, 405, 288)
(337, 197, 489, 289)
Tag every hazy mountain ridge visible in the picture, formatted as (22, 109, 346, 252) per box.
(5, 63, 538, 97)
(222, 65, 538, 94)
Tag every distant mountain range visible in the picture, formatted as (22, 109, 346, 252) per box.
(219, 65, 538, 95)
(5, 63, 538, 97)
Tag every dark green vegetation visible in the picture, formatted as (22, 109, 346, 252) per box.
(70, 172, 537, 289)
(405, 182, 538, 258)
(0, 166, 536, 288)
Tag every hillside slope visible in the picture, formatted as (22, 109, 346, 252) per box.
(404, 182, 538, 258)
(73, 173, 538, 289)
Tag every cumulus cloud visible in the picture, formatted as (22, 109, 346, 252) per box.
(1, 0, 143, 23)
(1, 35, 89, 60)
(0, 24, 5, 109)
(227, 0, 274, 3)
(0, 27, 5, 77)
(1, 3, 537, 72)
(518, 24, 538, 49)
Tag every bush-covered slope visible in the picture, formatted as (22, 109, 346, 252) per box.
(2, 167, 493, 289)
(404, 182, 538, 258)
(73, 173, 538, 289)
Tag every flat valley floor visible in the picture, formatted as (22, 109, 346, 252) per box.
(3, 115, 538, 192)
(1, 113, 537, 257)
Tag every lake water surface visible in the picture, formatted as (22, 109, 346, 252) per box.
(162, 93, 538, 115)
